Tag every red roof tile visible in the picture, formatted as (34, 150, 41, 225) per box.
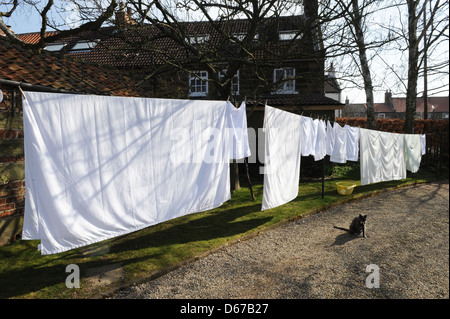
(0, 37, 148, 97)
(374, 97, 449, 113)
(16, 16, 314, 68)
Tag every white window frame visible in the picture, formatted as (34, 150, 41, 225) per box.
(377, 113, 386, 119)
(189, 71, 208, 97)
(219, 70, 240, 96)
(44, 42, 67, 52)
(187, 34, 210, 45)
(231, 33, 259, 43)
(273, 68, 297, 94)
(279, 30, 301, 41)
(70, 40, 99, 52)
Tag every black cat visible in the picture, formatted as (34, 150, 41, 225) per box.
(334, 214, 367, 237)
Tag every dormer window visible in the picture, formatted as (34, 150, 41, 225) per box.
(187, 34, 210, 45)
(69, 40, 99, 52)
(279, 31, 301, 41)
(232, 33, 246, 42)
(231, 33, 259, 43)
(44, 42, 67, 52)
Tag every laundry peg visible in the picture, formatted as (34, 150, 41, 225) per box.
(18, 86, 27, 100)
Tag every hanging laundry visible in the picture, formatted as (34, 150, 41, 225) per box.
(22, 92, 250, 255)
(314, 119, 327, 161)
(330, 122, 347, 163)
(300, 115, 315, 156)
(404, 134, 422, 173)
(228, 101, 251, 159)
(326, 120, 335, 156)
(359, 128, 406, 185)
(262, 105, 302, 211)
(421, 134, 426, 155)
(345, 125, 360, 162)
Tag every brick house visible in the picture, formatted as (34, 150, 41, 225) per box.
(374, 90, 449, 120)
(341, 90, 449, 119)
(16, 6, 343, 117)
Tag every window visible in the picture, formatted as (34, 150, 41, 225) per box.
(231, 33, 259, 43)
(70, 40, 99, 53)
(189, 71, 208, 97)
(273, 68, 296, 94)
(279, 31, 301, 41)
(232, 33, 246, 42)
(187, 34, 210, 45)
(219, 70, 240, 96)
(44, 42, 67, 52)
(377, 113, 386, 119)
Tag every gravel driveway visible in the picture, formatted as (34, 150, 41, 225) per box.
(113, 180, 449, 299)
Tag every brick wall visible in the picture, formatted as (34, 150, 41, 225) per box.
(0, 179, 25, 218)
(0, 179, 25, 246)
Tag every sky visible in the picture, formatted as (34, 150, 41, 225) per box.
(2, 2, 448, 104)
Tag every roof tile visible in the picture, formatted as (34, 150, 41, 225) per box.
(0, 37, 147, 97)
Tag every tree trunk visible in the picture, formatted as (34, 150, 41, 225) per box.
(230, 160, 240, 193)
(350, 0, 376, 130)
(405, 0, 420, 134)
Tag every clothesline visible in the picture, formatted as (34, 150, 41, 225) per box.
(21, 92, 426, 254)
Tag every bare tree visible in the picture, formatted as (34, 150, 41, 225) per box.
(2, 0, 321, 193)
(321, 0, 399, 129)
(1, 0, 118, 51)
(387, 0, 448, 132)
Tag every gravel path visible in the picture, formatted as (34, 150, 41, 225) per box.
(113, 181, 449, 299)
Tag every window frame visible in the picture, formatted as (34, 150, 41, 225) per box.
(44, 42, 67, 52)
(189, 71, 209, 97)
(187, 34, 210, 45)
(278, 30, 302, 41)
(69, 40, 99, 53)
(273, 68, 297, 94)
(219, 69, 240, 96)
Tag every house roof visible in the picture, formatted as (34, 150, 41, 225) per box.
(324, 77, 341, 94)
(342, 103, 367, 116)
(373, 103, 395, 113)
(16, 16, 317, 68)
(396, 96, 449, 113)
(0, 37, 147, 97)
(374, 96, 449, 113)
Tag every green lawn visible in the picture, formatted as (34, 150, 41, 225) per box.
(0, 165, 439, 299)
(0, 112, 23, 130)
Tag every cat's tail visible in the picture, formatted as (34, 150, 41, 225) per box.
(333, 225, 349, 232)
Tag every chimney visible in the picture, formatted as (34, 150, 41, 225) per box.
(304, 1, 319, 20)
(115, 3, 136, 30)
(385, 90, 392, 104)
(385, 90, 395, 112)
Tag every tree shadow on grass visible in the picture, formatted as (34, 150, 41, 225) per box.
(0, 203, 269, 298)
(108, 203, 270, 254)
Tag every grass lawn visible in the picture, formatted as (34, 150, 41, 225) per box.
(0, 165, 441, 299)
